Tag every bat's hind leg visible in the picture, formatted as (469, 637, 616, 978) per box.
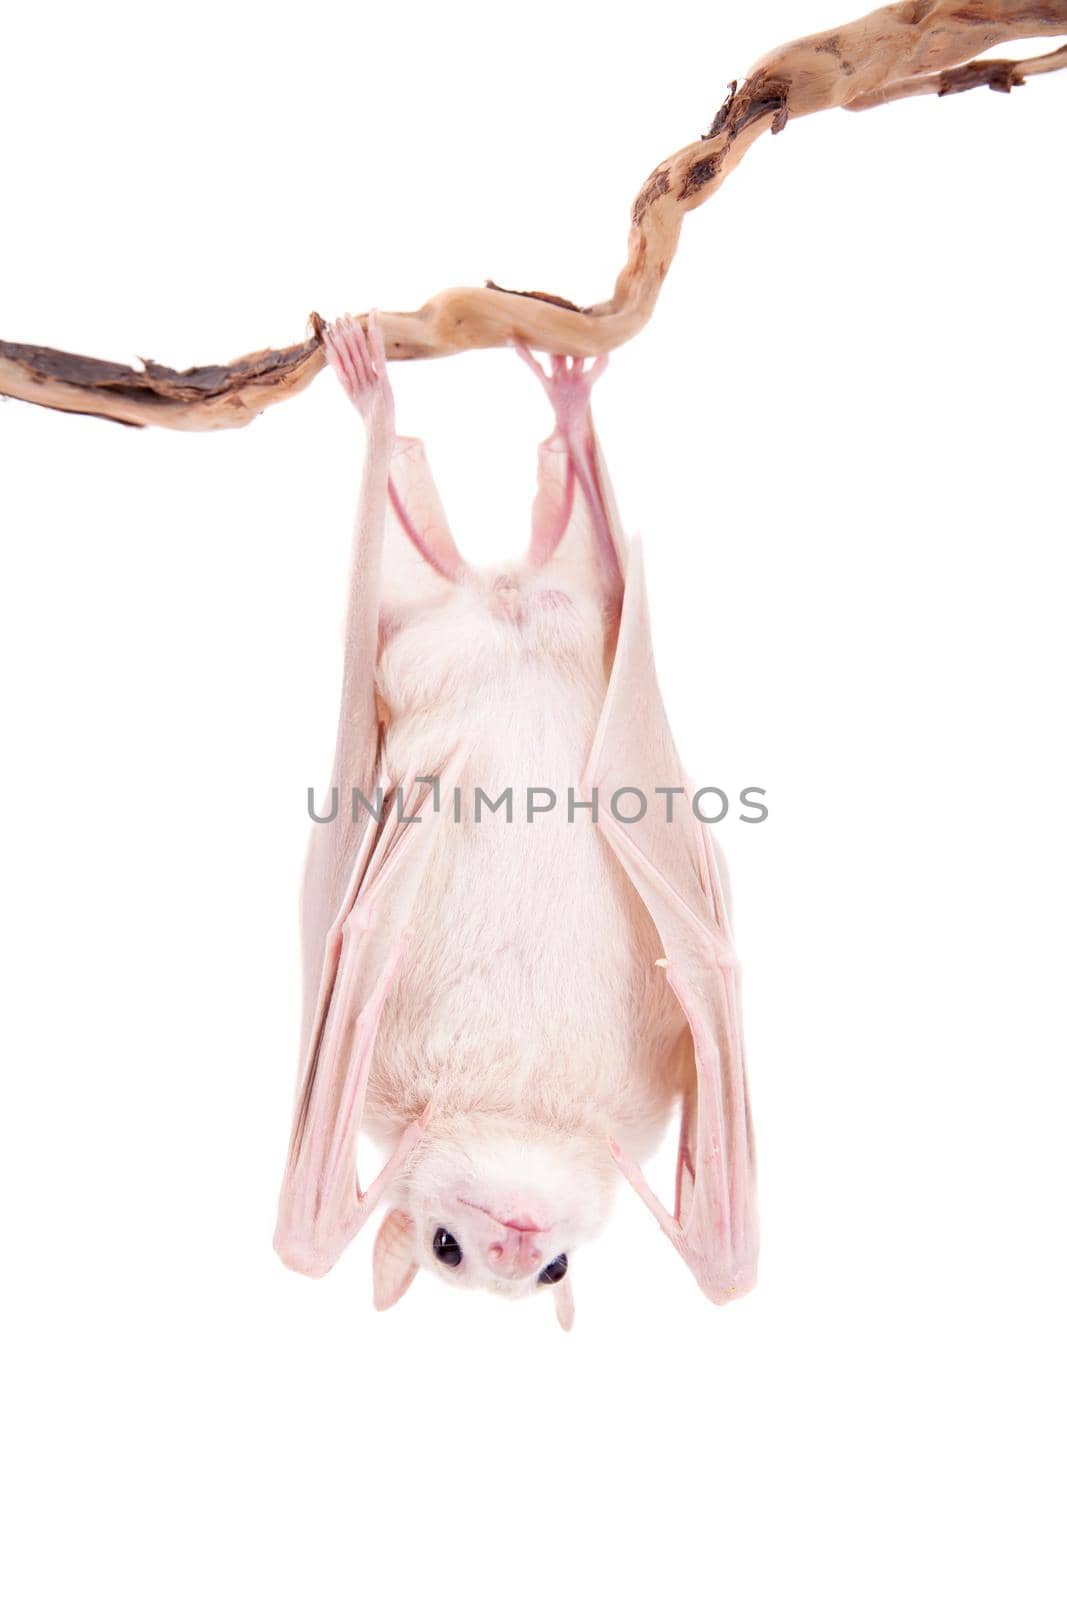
(325, 314, 464, 582)
(515, 347, 606, 446)
(516, 345, 622, 597)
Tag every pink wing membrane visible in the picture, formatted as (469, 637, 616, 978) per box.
(529, 433, 577, 567)
(382, 435, 466, 605)
(592, 550, 758, 1303)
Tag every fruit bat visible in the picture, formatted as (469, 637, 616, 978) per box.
(273, 315, 757, 1328)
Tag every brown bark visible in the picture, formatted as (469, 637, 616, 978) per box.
(2, 0, 1064, 431)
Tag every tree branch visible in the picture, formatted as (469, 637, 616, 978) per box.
(2, 0, 1064, 430)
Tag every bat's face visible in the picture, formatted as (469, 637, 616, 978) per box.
(375, 1121, 617, 1325)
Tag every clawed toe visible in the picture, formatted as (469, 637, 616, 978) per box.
(324, 311, 392, 420)
(514, 342, 608, 442)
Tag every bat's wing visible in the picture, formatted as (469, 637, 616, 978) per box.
(589, 544, 757, 1304)
(522, 351, 757, 1304)
(276, 758, 462, 1277)
(276, 316, 465, 1278)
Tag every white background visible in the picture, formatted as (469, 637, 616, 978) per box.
(2, 3, 1064, 1596)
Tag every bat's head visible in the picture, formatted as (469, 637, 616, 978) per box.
(373, 1118, 617, 1329)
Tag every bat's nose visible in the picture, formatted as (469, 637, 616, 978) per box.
(486, 1226, 543, 1277)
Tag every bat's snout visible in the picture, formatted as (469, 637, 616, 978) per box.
(457, 1198, 553, 1278)
(485, 1222, 545, 1279)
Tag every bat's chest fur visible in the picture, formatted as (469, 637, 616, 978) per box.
(366, 564, 685, 1153)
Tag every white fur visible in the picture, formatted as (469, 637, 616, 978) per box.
(367, 555, 685, 1299)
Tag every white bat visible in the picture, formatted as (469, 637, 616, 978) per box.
(274, 315, 757, 1328)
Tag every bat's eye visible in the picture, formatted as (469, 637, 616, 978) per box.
(538, 1254, 568, 1285)
(432, 1228, 463, 1267)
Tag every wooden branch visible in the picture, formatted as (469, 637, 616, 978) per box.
(0, 327, 325, 432)
(842, 36, 1067, 105)
(3, 0, 1065, 431)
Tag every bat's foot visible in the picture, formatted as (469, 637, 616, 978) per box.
(514, 344, 606, 448)
(324, 312, 394, 425)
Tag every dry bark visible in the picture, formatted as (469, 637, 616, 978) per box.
(2, 0, 1064, 431)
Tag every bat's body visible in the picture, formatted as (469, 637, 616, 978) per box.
(366, 542, 687, 1317)
(368, 559, 685, 1150)
(275, 318, 757, 1324)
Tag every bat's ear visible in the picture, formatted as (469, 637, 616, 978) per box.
(373, 1209, 419, 1310)
(553, 1275, 575, 1332)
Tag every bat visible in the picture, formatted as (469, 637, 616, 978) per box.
(273, 314, 758, 1328)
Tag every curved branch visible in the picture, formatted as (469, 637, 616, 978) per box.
(2, 0, 1065, 431)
